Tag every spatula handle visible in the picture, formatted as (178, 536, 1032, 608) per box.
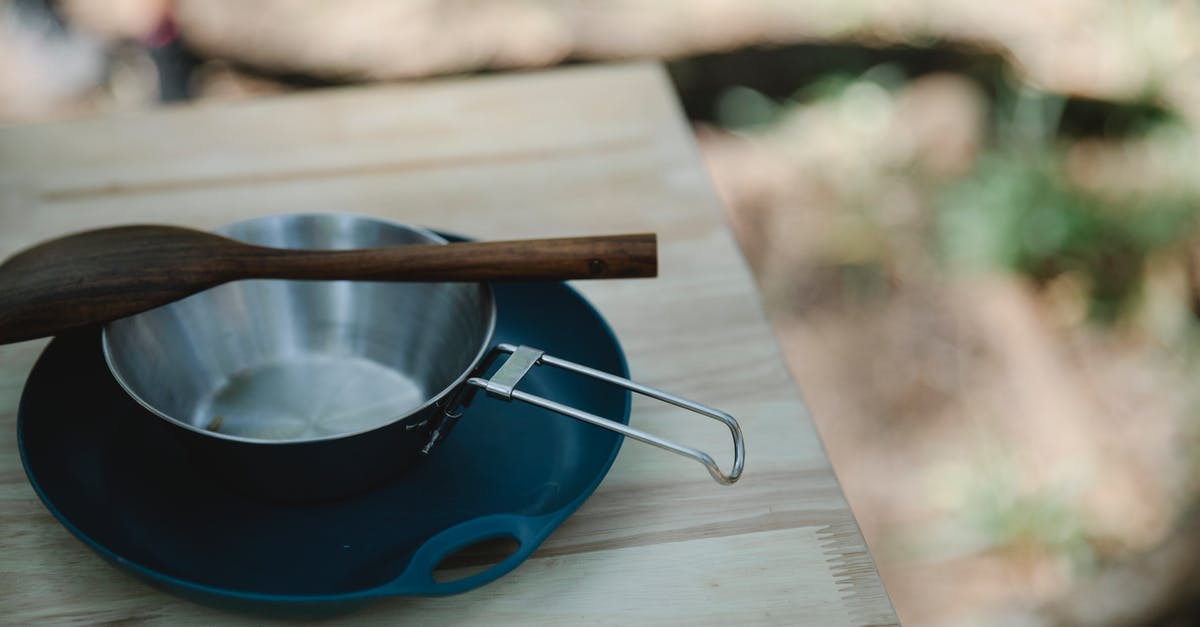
(252, 233, 658, 282)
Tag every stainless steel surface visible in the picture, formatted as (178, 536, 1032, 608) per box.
(469, 343, 746, 485)
(484, 345, 544, 399)
(102, 213, 746, 486)
(102, 214, 496, 444)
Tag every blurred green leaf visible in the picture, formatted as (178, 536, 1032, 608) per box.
(714, 85, 780, 130)
(936, 144, 1196, 323)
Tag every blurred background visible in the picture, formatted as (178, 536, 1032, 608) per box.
(4, 0, 1200, 624)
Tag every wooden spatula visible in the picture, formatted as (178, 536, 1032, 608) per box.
(0, 225, 656, 345)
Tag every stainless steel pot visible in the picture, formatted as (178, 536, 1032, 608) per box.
(102, 214, 744, 501)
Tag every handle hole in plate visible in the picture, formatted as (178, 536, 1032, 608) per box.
(431, 535, 521, 583)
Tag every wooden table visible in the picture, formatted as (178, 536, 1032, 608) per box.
(0, 63, 896, 625)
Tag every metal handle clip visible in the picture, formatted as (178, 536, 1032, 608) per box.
(467, 344, 745, 485)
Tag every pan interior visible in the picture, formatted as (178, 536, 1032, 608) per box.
(103, 214, 493, 442)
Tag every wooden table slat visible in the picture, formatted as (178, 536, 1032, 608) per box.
(0, 62, 896, 625)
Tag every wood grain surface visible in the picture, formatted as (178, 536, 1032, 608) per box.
(0, 63, 898, 625)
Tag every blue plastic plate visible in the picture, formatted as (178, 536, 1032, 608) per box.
(17, 280, 629, 612)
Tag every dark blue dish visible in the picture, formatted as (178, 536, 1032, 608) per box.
(17, 280, 628, 613)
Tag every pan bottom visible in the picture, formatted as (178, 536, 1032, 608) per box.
(191, 355, 426, 441)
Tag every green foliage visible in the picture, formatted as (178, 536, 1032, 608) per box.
(713, 85, 782, 130)
(715, 69, 1199, 325)
(714, 63, 906, 131)
(937, 90, 1197, 323)
(961, 460, 1097, 572)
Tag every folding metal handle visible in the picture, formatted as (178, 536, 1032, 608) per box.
(467, 344, 745, 485)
